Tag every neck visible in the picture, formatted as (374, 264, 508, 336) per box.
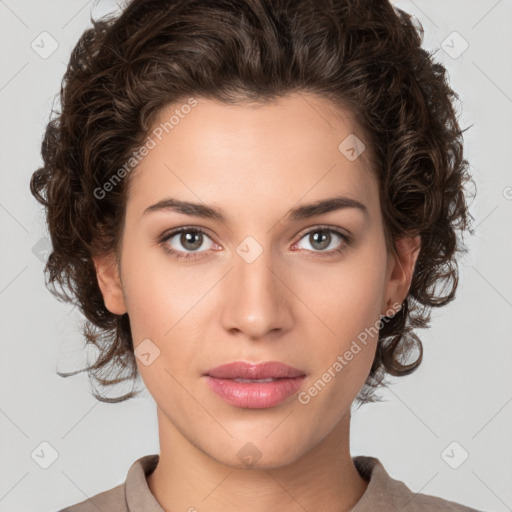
(147, 408, 369, 512)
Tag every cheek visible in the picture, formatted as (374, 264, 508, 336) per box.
(120, 239, 196, 338)
(120, 246, 211, 377)
(293, 250, 386, 339)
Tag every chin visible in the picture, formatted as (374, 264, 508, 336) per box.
(205, 436, 307, 471)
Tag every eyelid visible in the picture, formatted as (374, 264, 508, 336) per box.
(160, 224, 351, 243)
(295, 223, 352, 241)
(159, 225, 217, 249)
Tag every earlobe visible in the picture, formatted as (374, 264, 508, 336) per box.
(92, 253, 127, 315)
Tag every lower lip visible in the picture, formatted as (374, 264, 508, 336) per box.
(204, 376, 306, 409)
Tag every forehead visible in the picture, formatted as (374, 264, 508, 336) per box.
(126, 93, 379, 222)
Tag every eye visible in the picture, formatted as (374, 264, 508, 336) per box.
(159, 225, 352, 261)
(293, 226, 351, 256)
(159, 227, 218, 260)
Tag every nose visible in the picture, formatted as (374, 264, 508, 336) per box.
(220, 243, 294, 341)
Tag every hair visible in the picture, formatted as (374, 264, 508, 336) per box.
(30, 0, 475, 404)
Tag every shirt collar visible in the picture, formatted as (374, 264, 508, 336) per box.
(125, 454, 163, 511)
(351, 455, 413, 511)
(124, 453, 410, 511)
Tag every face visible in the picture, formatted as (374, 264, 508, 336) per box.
(94, 93, 419, 469)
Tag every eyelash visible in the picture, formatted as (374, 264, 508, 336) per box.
(158, 225, 352, 261)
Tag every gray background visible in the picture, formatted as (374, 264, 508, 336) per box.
(1, 0, 511, 511)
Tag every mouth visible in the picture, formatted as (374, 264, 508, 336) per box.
(204, 360, 306, 380)
(203, 361, 307, 409)
(231, 377, 281, 382)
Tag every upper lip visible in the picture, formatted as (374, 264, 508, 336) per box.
(204, 361, 306, 379)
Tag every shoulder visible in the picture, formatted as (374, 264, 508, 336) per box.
(352, 455, 484, 512)
(57, 483, 126, 512)
(402, 491, 483, 511)
(56, 454, 160, 512)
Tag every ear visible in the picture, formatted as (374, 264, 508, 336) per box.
(381, 235, 421, 317)
(92, 253, 127, 315)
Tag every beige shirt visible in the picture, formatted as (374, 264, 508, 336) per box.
(58, 454, 483, 511)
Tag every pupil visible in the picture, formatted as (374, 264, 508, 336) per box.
(181, 231, 202, 250)
(311, 230, 330, 250)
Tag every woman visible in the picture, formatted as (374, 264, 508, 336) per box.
(31, 0, 481, 510)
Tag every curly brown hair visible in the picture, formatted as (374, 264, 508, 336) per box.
(30, 0, 475, 404)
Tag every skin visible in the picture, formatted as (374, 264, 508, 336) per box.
(94, 93, 421, 512)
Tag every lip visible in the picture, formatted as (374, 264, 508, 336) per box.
(204, 375, 307, 409)
(204, 361, 306, 379)
(203, 361, 307, 409)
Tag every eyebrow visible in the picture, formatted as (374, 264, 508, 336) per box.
(142, 195, 369, 222)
